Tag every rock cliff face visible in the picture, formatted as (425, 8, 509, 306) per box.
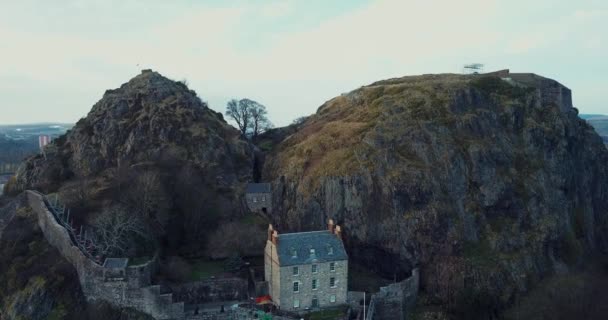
(263, 72, 608, 310)
(14, 70, 251, 192)
(11, 70, 254, 256)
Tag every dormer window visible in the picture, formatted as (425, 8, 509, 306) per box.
(291, 248, 297, 258)
(310, 248, 316, 255)
(253, 197, 258, 203)
(327, 245, 334, 255)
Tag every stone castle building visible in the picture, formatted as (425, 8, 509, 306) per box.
(245, 183, 272, 214)
(264, 220, 348, 312)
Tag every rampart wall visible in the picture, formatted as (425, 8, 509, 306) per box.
(366, 268, 419, 320)
(26, 190, 185, 320)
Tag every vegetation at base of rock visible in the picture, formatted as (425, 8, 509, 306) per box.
(502, 257, 608, 320)
(12, 70, 255, 261)
(0, 196, 154, 320)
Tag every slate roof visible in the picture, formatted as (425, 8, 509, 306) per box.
(246, 183, 271, 194)
(103, 258, 129, 269)
(276, 230, 348, 266)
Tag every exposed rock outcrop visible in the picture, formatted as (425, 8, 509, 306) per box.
(14, 69, 252, 192)
(263, 72, 608, 313)
(11, 70, 255, 256)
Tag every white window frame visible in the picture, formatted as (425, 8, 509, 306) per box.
(293, 281, 300, 293)
(330, 262, 336, 272)
(294, 299, 300, 308)
(312, 279, 318, 290)
(253, 196, 258, 203)
(262, 195, 266, 202)
(312, 264, 318, 273)
(293, 266, 299, 276)
(330, 295, 336, 303)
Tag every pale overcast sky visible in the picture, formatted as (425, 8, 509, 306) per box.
(0, 0, 606, 126)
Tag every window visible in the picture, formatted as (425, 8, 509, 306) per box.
(291, 248, 297, 258)
(312, 279, 318, 290)
(330, 262, 336, 272)
(312, 297, 319, 308)
(330, 277, 336, 288)
(262, 195, 266, 202)
(310, 248, 315, 255)
(293, 281, 299, 292)
(327, 246, 334, 255)
(253, 197, 258, 203)
(293, 266, 299, 276)
(312, 264, 318, 273)
(294, 299, 300, 308)
(330, 295, 336, 303)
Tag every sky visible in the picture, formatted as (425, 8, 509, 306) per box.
(0, 0, 606, 126)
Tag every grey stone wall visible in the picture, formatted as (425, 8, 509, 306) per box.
(26, 191, 185, 320)
(169, 278, 248, 304)
(245, 192, 272, 213)
(278, 260, 348, 312)
(366, 269, 419, 320)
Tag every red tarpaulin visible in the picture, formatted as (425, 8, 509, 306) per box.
(255, 295, 272, 305)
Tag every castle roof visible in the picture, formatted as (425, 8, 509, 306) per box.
(276, 230, 347, 266)
(246, 183, 271, 194)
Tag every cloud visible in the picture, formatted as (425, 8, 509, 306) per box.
(260, 1, 294, 18)
(0, 0, 606, 125)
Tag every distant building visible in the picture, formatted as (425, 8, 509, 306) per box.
(38, 135, 51, 151)
(246, 183, 272, 214)
(264, 220, 348, 312)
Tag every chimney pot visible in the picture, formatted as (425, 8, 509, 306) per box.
(272, 230, 279, 245)
(335, 225, 342, 239)
(267, 224, 274, 241)
(328, 219, 335, 233)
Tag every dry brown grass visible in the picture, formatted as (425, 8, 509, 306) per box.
(268, 75, 472, 192)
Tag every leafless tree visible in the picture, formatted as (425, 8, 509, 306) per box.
(292, 115, 310, 126)
(225, 98, 272, 139)
(249, 101, 272, 140)
(122, 170, 169, 230)
(91, 206, 148, 257)
(225, 99, 249, 137)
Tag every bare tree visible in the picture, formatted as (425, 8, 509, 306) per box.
(122, 170, 169, 232)
(225, 99, 249, 137)
(292, 116, 309, 126)
(249, 101, 272, 141)
(91, 206, 148, 257)
(225, 98, 272, 139)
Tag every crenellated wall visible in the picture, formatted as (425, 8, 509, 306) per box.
(26, 190, 185, 320)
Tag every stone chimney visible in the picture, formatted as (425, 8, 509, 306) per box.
(335, 225, 342, 240)
(272, 230, 279, 245)
(268, 224, 274, 242)
(328, 219, 335, 233)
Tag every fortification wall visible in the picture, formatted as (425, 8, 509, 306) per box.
(366, 268, 419, 320)
(169, 278, 248, 304)
(26, 191, 185, 320)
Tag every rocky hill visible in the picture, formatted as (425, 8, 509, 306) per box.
(8, 70, 256, 257)
(263, 72, 608, 315)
